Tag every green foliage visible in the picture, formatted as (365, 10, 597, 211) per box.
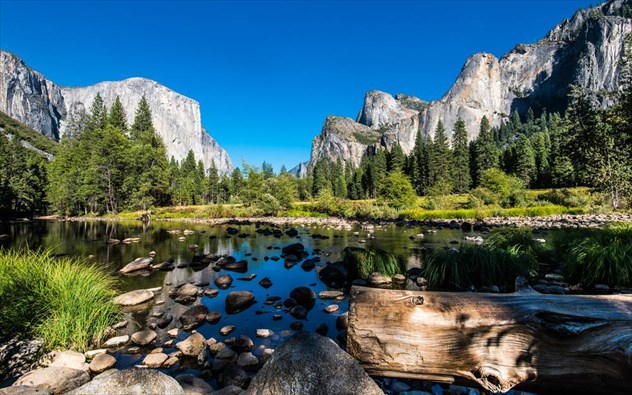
(563, 223, 632, 287)
(537, 188, 594, 208)
(474, 168, 527, 208)
(424, 245, 538, 289)
(0, 248, 119, 351)
(429, 121, 453, 189)
(485, 228, 543, 257)
(377, 171, 417, 209)
(473, 116, 499, 186)
(0, 110, 58, 155)
(342, 246, 404, 279)
(451, 118, 471, 193)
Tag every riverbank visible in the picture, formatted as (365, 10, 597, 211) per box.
(52, 211, 632, 230)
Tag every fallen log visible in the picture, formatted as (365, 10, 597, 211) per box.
(347, 283, 632, 394)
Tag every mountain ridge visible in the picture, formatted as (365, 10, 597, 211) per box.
(0, 50, 232, 174)
(307, 0, 632, 171)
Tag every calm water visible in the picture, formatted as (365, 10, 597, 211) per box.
(0, 219, 549, 385)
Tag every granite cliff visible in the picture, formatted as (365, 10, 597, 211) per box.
(0, 51, 232, 173)
(308, 0, 632, 169)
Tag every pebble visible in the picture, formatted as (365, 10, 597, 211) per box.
(143, 353, 168, 368)
(324, 304, 339, 313)
(167, 328, 179, 338)
(219, 325, 236, 336)
(256, 329, 273, 338)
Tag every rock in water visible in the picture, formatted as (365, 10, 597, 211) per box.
(245, 332, 383, 395)
(281, 243, 305, 256)
(66, 368, 184, 395)
(119, 257, 153, 274)
(225, 291, 255, 314)
(113, 289, 154, 306)
(289, 286, 315, 310)
(179, 304, 210, 331)
(89, 353, 116, 373)
(176, 333, 206, 357)
(13, 367, 90, 394)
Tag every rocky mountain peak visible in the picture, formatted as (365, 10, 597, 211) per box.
(0, 50, 232, 174)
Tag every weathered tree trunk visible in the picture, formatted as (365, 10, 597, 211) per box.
(348, 285, 632, 394)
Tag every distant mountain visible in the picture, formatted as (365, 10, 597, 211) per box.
(0, 110, 57, 160)
(308, 0, 632, 169)
(289, 161, 308, 178)
(0, 51, 232, 174)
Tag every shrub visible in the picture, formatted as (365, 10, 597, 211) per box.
(377, 171, 417, 209)
(537, 188, 593, 208)
(563, 223, 632, 287)
(342, 247, 404, 279)
(477, 168, 528, 207)
(424, 245, 538, 290)
(0, 249, 119, 351)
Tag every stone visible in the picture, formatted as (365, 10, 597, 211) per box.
(289, 305, 308, 320)
(336, 312, 349, 331)
(84, 349, 106, 359)
(223, 259, 249, 273)
(113, 289, 154, 306)
(281, 243, 305, 256)
(66, 367, 184, 395)
(258, 277, 273, 288)
(215, 347, 237, 361)
(131, 330, 157, 346)
(102, 335, 129, 348)
(89, 353, 116, 373)
(393, 274, 406, 283)
(167, 328, 179, 338)
(206, 311, 222, 324)
(0, 337, 43, 382)
(0, 386, 52, 395)
(177, 283, 200, 297)
(143, 353, 168, 368)
(40, 350, 86, 371)
(13, 367, 90, 394)
(180, 304, 210, 331)
(232, 336, 254, 353)
(156, 314, 173, 329)
(204, 288, 219, 297)
(318, 290, 344, 300)
(163, 356, 179, 368)
(367, 272, 392, 285)
(219, 364, 250, 389)
(215, 274, 234, 289)
(176, 374, 214, 395)
(245, 332, 383, 394)
(225, 291, 255, 314)
(219, 325, 236, 336)
(256, 329, 273, 338)
(119, 257, 153, 274)
(289, 286, 316, 310)
(237, 352, 259, 370)
(176, 333, 206, 357)
(325, 304, 339, 313)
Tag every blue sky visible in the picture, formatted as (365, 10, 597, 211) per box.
(1, 0, 596, 171)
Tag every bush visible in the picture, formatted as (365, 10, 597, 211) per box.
(537, 188, 593, 208)
(0, 249, 119, 351)
(563, 223, 632, 287)
(342, 247, 404, 279)
(475, 168, 528, 208)
(377, 171, 417, 209)
(424, 245, 538, 290)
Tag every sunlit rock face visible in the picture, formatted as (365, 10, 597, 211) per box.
(0, 51, 232, 174)
(308, 0, 632, 168)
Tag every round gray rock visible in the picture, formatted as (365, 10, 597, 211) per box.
(89, 353, 116, 373)
(66, 368, 184, 395)
(113, 289, 154, 306)
(245, 332, 383, 395)
(13, 367, 90, 394)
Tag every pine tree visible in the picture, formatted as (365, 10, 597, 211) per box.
(108, 96, 128, 132)
(262, 161, 274, 179)
(451, 118, 471, 193)
(429, 121, 452, 189)
(474, 116, 499, 186)
(207, 160, 219, 204)
(512, 134, 537, 186)
(387, 144, 405, 172)
(130, 96, 153, 143)
(85, 93, 108, 132)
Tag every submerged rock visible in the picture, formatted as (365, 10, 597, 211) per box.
(225, 291, 255, 314)
(245, 332, 383, 395)
(180, 305, 210, 331)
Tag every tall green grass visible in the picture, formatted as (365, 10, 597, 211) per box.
(0, 249, 119, 351)
(486, 228, 543, 257)
(563, 223, 632, 287)
(342, 247, 404, 279)
(424, 246, 538, 290)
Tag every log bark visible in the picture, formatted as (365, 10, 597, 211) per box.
(347, 285, 632, 394)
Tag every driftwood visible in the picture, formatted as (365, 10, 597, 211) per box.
(347, 283, 632, 394)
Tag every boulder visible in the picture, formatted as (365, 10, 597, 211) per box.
(281, 243, 305, 256)
(89, 353, 116, 373)
(66, 368, 184, 395)
(176, 333, 206, 357)
(289, 286, 315, 310)
(223, 260, 248, 273)
(215, 274, 234, 289)
(319, 262, 349, 288)
(0, 337, 43, 382)
(318, 290, 344, 300)
(119, 257, 153, 274)
(180, 305, 210, 331)
(225, 291, 255, 314)
(113, 289, 154, 306)
(245, 332, 383, 395)
(102, 335, 129, 348)
(0, 387, 52, 395)
(13, 367, 90, 394)
(40, 350, 86, 371)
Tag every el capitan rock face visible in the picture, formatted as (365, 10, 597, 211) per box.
(0, 51, 232, 174)
(308, 0, 632, 169)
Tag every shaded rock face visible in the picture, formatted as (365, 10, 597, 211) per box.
(0, 51, 232, 174)
(246, 332, 383, 395)
(0, 337, 43, 382)
(308, 0, 632, 168)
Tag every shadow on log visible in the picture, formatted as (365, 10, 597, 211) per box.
(347, 279, 632, 394)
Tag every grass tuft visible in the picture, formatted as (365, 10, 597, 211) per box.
(0, 248, 119, 351)
(342, 246, 404, 279)
(486, 228, 543, 257)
